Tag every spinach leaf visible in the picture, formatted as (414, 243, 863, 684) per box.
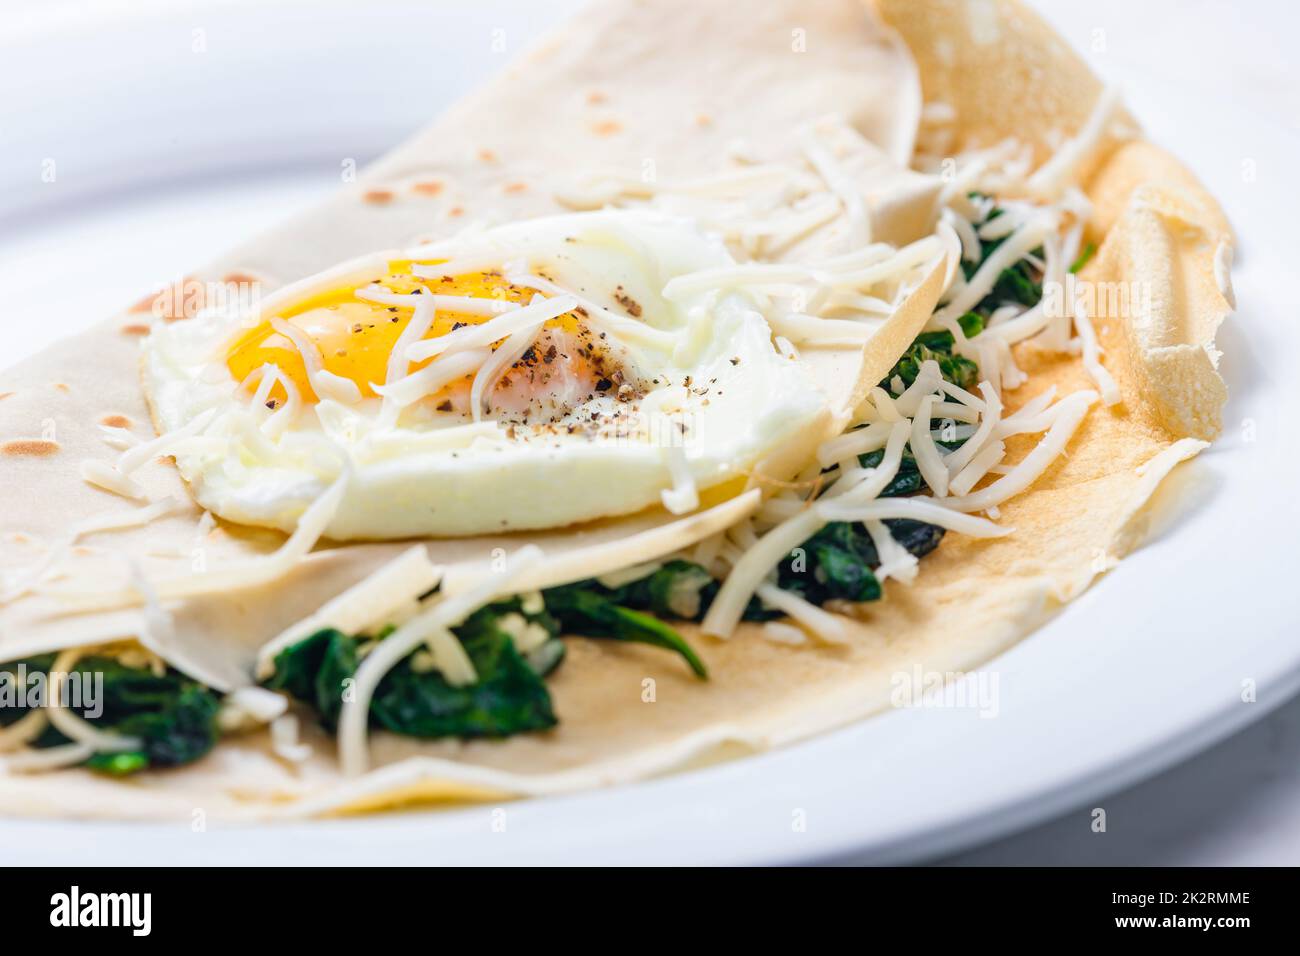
(883, 519, 946, 560)
(960, 199, 1046, 314)
(886, 341, 980, 392)
(267, 602, 562, 740)
(601, 559, 718, 621)
(884, 312, 984, 392)
(543, 583, 709, 678)
(0, 655, 221, 775)
(771, 519, 945, 606)
(370, 619, 556, 739)
(858, 446, 925, 497)
(777, 521, 882, 604)
(560, 560, 776, 626)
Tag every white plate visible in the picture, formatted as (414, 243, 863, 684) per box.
(2, 0, 1298, 865)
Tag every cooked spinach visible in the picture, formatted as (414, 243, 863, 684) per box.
(885, 312, 985, 393)
(961, 198, 1046, 314)
(543, 582, 709, 678)
(0, 655, 221, 775)
(264, 575, 716, 742)
(598, 559, 717, 621)
(558, 514, 945, 634)
(774, 519, 944, 605)
(855, 435, 961, 497)
(266, 600, 561, 739)
(777, 522, 882, 604)
(371, 614, 556, 739)
(557, 559, 775, 627)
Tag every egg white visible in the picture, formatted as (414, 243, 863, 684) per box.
(142, 210, 835, 539)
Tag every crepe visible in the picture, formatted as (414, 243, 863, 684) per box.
(0, 0, 1231, 819)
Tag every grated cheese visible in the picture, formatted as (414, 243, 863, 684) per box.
(910, 395, 950, 497)
(755, 582, 847, 644)
(939, 391, 1097, 513)
(661, 444, 700, 515)
(405, 293, 577, 362)
(817, 497, 1011, 538)
(1073, 299, 1121, 405)
(270, 318, 363, 404)
(469, 321, 541, 423)
(256, 545, 442, 679)
(864, 519, 918, 584)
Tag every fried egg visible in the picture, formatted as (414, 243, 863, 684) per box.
(142, 210, 834, 539)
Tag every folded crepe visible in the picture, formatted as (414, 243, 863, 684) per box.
(0, 0, 1232, 819)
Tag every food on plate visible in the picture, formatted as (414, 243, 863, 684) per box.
(0, 0, 1231, 819)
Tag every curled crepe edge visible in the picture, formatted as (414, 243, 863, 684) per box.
(873, 0, 1141, 174)
(1084, 143, 1234, 441)
(876, 0, 1233, 443)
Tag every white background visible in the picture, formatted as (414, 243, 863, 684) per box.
(2, 0, 1298, 865)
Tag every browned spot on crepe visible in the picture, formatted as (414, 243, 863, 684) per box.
(120, 323, 151, 336)
(503, 181, 528, 194)
(128, 277, 203, 322)
(53, 383, 70, 393)
(477, 148, 498, 163)
(2, 439, 60, 458)
(592, 119, 623, 136)
(586, 90, 608, 105)
(128, 291, 158, 313)
(362, 189, 394, 204)
(447, 206, 465, 218)
(412, 180, 444, 196)
(695, 113, 713, 127)
(0, 392, 13, 401)
(100, 413, 134, 429)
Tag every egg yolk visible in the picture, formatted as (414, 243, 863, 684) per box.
(225, 263, 593, 408)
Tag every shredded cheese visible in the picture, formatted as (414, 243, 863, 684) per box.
(939, 391, 1097, 513)
(1073, 299, 1121, 405)
(817, 497, 1011, 538)
(910, 395, 950, 497)
(799, 125, 868, 248)
(944, 382, 1002, 474)
(469, 321, 541, 423)
(256, 545, 442, 679)
(755, 582, 847, 644)
(661, 445, 700, 515)
(373, 348, 489, 415)
(864, 519, 918, 584)
(270, 318, 363, 404)
(405, 294, 577, 362)
(270, 713, 313, 762)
